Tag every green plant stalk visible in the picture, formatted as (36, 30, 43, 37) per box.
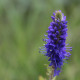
(49, 66, 56, 80)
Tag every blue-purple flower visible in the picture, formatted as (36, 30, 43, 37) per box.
(40, 10, 72, 76)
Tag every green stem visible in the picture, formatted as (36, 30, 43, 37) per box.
(49, 66, 54, 80)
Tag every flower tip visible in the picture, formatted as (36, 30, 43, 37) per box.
(55, 10, 62, 21)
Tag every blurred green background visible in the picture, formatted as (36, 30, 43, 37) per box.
(0, 0, 80, 80)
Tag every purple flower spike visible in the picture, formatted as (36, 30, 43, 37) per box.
(40, 10, 72, 76)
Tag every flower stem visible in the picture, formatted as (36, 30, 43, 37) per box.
(49, 66, 54, 80)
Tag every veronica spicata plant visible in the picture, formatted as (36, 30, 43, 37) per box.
(40, 10, 72, 79)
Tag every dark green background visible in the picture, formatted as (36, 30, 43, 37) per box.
(0, 0, 80, 80)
